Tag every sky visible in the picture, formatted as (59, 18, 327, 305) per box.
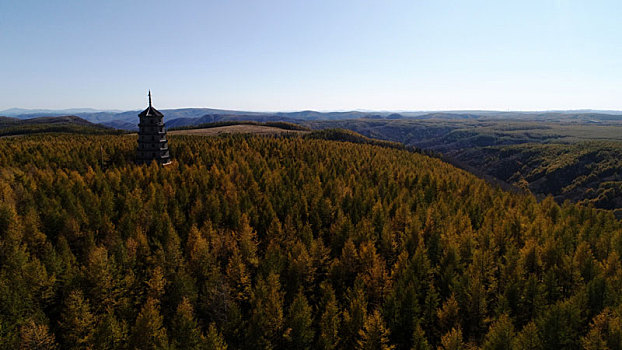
(1, 0, 621, 111)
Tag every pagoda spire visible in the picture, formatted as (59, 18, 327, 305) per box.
(148, 90, 152, 107)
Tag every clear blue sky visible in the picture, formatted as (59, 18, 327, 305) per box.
(1, 0, 621, 111)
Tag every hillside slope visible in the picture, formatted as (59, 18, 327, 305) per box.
(457, 142, 622, 212)
(0, 134, 620, 349)
(308, 119, 622, 212)
(0, 115, 119, 136)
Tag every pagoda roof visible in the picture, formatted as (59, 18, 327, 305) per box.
(139, 90, 164, 117)
(139, 105, 164, 118)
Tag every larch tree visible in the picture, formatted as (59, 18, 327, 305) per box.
(285, 290, 314, 350)
(130, 297, 169, 350)
(317, 282, 341, 350)
(357, 309, 395, 350)
(58, 290, 95, 349)
(170, 297, 204, 350)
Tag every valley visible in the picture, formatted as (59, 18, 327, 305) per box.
(305, 118, 622, 215)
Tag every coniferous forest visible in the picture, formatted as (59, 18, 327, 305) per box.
(1, 133, 622, 349)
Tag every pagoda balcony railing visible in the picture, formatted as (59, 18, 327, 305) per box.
(138, 125, 166, 135)
(138, 122, 164, 127)
(139, 144, 168, 149)
(137, 137, 168, 142)
(138, 132, 167, 137)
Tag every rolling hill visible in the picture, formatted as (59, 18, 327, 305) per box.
(0, 132, 620, 349)
(0, 115, 120, 136)
(307, 118, 622, 213)
(4, 109, 621, 214)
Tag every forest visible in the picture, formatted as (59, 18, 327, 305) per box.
(0, 116, 119, 137)
(1, 133, 622, 349)
(306, 118, 622, 213)
(456, 142, 622, 216)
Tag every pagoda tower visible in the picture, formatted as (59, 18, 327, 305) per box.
(136, 90, 171, 165)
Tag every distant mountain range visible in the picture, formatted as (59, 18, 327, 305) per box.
(2, 107, 622, 131)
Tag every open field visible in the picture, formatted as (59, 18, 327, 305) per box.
(169, 124, 309, 136)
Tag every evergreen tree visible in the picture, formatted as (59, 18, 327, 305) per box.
(437, 294, 460, 335)
(317, 282, 341, 350)
(225, 247, 252, 303)
(58, 290, 95, 349)
(237, 214, 259, 268)
(581, 309, 622, 350)
(146, 266, 167, 301)
(481, 314, 515, 350)
(19, 320, 57, 350)
(285, 290, 314, 349)
(248, 273, 284, 349)
(92, 311, 127, 350)
(411, 321, 432, 350)
(204, 323, 228, 350)
(341, 284, 368, 349)
(439, 327, 464, 350)
(84, 246, 116, 313)
(130, 297, 169, 350)
(536, 298, 584, 349)
(170, 297, 203, 350)
(357, 309, 395, 350)
(513, 322, 542, 350)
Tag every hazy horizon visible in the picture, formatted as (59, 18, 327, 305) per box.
(4, 105, 622, 117)
(2, 0, 621, 111)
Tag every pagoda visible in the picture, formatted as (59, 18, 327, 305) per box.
(136, 90, 171, 165)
